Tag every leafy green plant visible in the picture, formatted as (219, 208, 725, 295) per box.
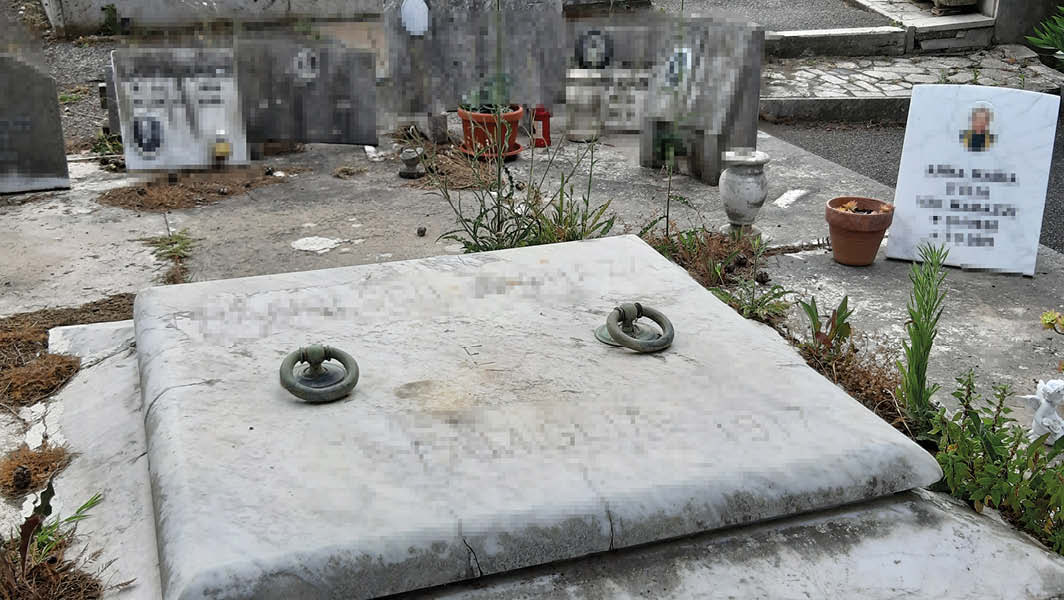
(706, 234, 793, 324)
(1042, 310, 1064, 334)
(58, 93, 83, 105)
(897, 243, 948, 439)
(799, 295, 854, 364)
(91, 132, 122, 155)
(1027, 6, 1064, 54)
(931, 370, 1064, 552)
(530, 177, 615, 245)
(98, 4, 119, 36)
(712, 282, 793, 324)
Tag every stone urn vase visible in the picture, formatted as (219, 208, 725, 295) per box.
(719, 150, 770, 236)
(825, 196, 895, 266)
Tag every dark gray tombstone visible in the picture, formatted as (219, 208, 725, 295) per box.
(236, 39, 378, 145)
(385, 0, 565, 112)
(102, 65, 120, 138)
(0, 54, 70, 194)
(567, 14, 762, 185)
(640, 16, 764, 186)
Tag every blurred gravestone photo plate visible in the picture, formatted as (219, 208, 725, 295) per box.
(887, 85, 1059, 275)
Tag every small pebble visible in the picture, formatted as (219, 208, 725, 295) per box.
(417, 226, 427, 237)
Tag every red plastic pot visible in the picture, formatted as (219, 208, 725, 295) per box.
(457, 104, 524, 159)
(825, 196, 895, 266)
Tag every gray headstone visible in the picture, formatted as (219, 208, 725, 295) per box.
(103, 65, 120, 138)
(642, 15, 763, 184)
(0, 54, 70, 194)
(111, 48, 249, 171)
(236, 39, 378, 145)
(385, 0, 565, 112)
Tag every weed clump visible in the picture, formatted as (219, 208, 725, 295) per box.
(139, 229, 194, 285)
(0, 488, 131, 600)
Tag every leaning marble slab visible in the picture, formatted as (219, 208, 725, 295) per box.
(133, 234, 942, 600)
(45, 320, 162, 600)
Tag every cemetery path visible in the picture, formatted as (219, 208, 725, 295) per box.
(762, 45, 1064, 103)
(649, 0, 891, 31)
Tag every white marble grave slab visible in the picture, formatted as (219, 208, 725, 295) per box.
(887, 85, 1059, 275)
(133, 235, 941, 600)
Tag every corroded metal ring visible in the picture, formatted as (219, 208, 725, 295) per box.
(604, 302, 675, 353)
(279, 344, 359, 403)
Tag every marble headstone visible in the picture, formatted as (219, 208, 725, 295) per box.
(385, 0, 565, 112)
(0, 54, 70, 194)
(887, 85, 1059, 275)
(111, 48, 249, 171)
(236, 39, 378, 145)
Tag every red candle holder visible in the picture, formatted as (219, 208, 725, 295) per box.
(532, 104, 551, 148)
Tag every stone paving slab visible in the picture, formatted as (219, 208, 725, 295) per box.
(133, 235, 940, 600)
(763, 45, 1064, 101)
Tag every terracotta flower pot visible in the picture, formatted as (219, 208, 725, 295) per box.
(825, 196, 895, 266)
(457, 104, 524, 159)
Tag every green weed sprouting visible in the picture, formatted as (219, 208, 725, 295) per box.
(433, 115, 615, 253)
(710, 236, 793, 324)
(897, 243, 948, 439)
(799, 295, 854, 365)
(140, 229, 195, 261)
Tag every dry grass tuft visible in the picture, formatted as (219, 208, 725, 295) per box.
(0, 354, 81, 407)
(0, 295, 134, 339)
(0, 295, 134, 411)
(388, 126, 499, 191)
(0, 537, 105, 600)
(332, 165, 367, 179)
(0, 445, 71, 498)
(643, 228, 762, 288)
(798, 336, 907, 432)
(0, 330, 47, 371)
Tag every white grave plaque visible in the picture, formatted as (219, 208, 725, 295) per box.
(886, 85, 1059, 275)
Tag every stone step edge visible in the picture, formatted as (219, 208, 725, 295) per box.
(850, 0, 995, 33)
(758, 84, 1063, 123)
(767, 26, 910, 58)
(766, 25, 997, 57)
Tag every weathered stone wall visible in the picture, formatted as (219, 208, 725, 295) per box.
(994, 0, 1058, 44)
(42, 0, 382, 37)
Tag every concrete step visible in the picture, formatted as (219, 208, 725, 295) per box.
(854, 0, 995, 53)
(765, 0, 995, 58)
(760, 44, 1064, 122)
